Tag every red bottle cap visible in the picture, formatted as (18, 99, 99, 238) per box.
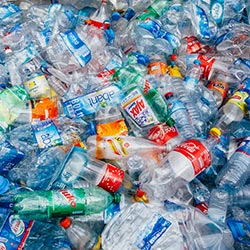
(60, 217, 72, 229)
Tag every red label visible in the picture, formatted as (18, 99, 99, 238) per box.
(58, 190, 77, 208)
(183, 36, 202, 54)
(173, 139, 211, 175)
(98, 164, 124, 193)
(197, 54, 216, 80)
(196, 202, 208, 215)
(147, 124, 179, 145)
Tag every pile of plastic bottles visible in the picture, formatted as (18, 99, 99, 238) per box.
(0, 0, 250, 249)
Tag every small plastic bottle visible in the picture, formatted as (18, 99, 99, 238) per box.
(60, 217, 99, 250)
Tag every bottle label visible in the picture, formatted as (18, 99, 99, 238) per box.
(135, 213, 172, 250)
(147, 124, 179, 145)
(63, 85, 122, 118)
(138, 19, 161, 38)
(0, 213, 33, 250)
(0, 3, 21, 20)
(121, 88, 158, 128)
(60, 30, 91, 67)
(167, 65, 183, 78)
(183, 36, 202, 54)
(227, 91, 249, 114)
(173, 139, 211, 175)
(32, 119, 62, 148)
(236, 137, 250, 155)
(0, 140, 25, 174)
(195, 5, 210, 40)
(148, 62, 168, 74)
(207, 80, 228, 100)
(210, 0, 224, 25)
(197, 54, 216, 79)
(168, 99, 186, 114)
(96, 119, 128, 136)
(50, 189, 86, 217)
(97, 163, 124, 193)
(161, 32, 180, 50)
(24, 75, 50, 98)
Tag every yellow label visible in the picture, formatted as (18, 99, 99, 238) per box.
(228, 91, 249, 114)
(167, 65, 183, 78)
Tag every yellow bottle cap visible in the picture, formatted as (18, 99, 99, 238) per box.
(209, 127, 221, 137)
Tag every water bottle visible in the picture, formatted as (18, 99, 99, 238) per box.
(210, 89, 250, 136)
(215, 137, 250, 191)
(230, 184, 250, 208)
(165, 91, 197, 139)
(13, 187, 121, 220)
(139, 134, 220, 201)
(207, 188, 229, 226)
(101, 202, 185, 250)
(50, 146, 125, 193)
(60, 217, 99, 250)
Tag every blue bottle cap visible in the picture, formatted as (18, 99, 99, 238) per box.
(111, 12, 121, 21)
(0, 175, 9, 194)
(194, 59, 201, 65)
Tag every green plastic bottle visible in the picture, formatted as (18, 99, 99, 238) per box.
(13, 187, 120, 221)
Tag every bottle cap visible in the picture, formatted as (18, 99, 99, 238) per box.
(113, 193, 121, 203)
(171, 54, 177, 61)
(111, 12, 120, 21)
(164, 91, 174, 99)
(194, 59, 201, 65)
(60, 217, 72, 229)
(209, 127, 221, 137)
(0, 175, 9, 194)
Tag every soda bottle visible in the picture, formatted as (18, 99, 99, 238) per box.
(13, 187, 121, 220)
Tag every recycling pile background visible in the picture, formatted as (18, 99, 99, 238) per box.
(0, 0, 249, 249)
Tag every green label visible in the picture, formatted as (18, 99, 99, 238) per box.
(49, 189, 86, 217)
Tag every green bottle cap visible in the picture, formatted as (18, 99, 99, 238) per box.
(113, 193, 121, 203)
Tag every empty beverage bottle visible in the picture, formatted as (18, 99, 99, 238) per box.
(215, 136, 250, 191)
(13, 187, 120, 220)
(60, 217, 99, 250)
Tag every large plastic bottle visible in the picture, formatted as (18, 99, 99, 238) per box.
(215, 137, 250, 191)
(60, 217, 99, 250)
(210, 89, 250, 136)
(13, 187, 120, 220)
(139, 134, 220, 201)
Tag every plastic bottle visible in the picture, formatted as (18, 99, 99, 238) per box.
(139, 134, 220, 201)
(60, 217, 99, 250)
(164, 91, 196, 139)
(207, 188, 229, 226)
(215, 137, 250, 191)
(13, 187, 120, 220)
(210, 89, 250, 136)
(50, 146, 125, 193)
(230, 184, 250, 208)
(87, 134, 169, 161)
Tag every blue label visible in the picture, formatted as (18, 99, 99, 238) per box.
(104, 202, 121, 224)
(49, 146, 88, 190)
(32, 119, 62, 148)
(0, 4, 21, 20)
(136, 214, 172, 250)
(168, 100, 186, 114)
(138, 19, 162, 38)
(160, 31, 180, 50)
(0, 213, 32, 250)
(210, 0, 224, 25)
(195, 5, 210, 40)
(60, 30, 91, 67)
(63, 85, 122, 118)
(64, 9, 77, 25)
(0, 141, 24, 175)
(236, 138, 250, 155)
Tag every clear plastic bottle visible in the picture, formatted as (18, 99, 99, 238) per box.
(207, 188, 229, 226)
(60, 217, 99, 250)
(139, 135, 219, 201)
(210, 89, 250, 136)
(164, 91, 196, 139)
(215, 137, 250, 191)
(13, 187, 121, 220)
(230, 184, 250, 208)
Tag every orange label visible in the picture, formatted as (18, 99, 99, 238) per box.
(207, 80, 228, 99)
(148, 62, 168, 74)
(30, 97, 58, 122)
(96, 119, 128, 136)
